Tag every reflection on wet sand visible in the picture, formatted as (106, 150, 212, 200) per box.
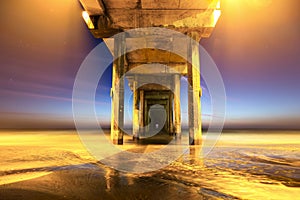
(0, 130, 299, 199)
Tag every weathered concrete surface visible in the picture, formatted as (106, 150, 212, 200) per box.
(79, 0, 220, 144)
(79, 0, 221, 38)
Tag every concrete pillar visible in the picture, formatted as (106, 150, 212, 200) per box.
(132, 80, 139, 141)
(187, 32, 202, 145)
(174, 74, 181, 139)
(139, 90, 144, 136)
(111, 33, 126, 145)
(166, 98, 170, 134)
(169, 94, 174, 135)
(144, 100, 149, 134)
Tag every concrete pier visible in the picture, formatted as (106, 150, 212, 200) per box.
(79, 0, 221, 144)
(187, 32, 202, 145)
(111, 34, 126, 145)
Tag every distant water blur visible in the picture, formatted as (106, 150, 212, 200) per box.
(0, 130, 299, 200)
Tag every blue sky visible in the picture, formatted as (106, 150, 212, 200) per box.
(0, 0, 299, 129)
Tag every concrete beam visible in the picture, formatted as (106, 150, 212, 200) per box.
(79, 0, 105, 15)
(80, 0, 220, 38)
(128, 63, 187, 75)
(102, 0, 139, 9)
(108, 9, 217, 29)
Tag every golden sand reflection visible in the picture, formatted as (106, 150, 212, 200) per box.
(0, 130, 299, 199)
(0, 172, 52, 186)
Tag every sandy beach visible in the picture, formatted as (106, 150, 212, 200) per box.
(0, 130, 299, 200)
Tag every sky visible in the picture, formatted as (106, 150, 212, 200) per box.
(0, 0, 299, 130)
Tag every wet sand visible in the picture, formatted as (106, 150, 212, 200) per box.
(0, 130, 299, 199)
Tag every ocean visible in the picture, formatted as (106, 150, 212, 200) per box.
(0, 130, 299, 199)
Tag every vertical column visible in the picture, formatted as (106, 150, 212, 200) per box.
(139, 90, 144, 136)
(169, 94, 174, 135)
(166, 98, 170, 134)
(144, 99, 149, 134)
(174, 74, 181, 139)
(132, 80, 139, 141)
(187, 32, 202, 145)
(111, 33, 126, 145)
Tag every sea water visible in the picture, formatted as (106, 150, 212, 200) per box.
(0, 130, 299, 199)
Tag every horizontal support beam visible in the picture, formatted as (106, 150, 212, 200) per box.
(102, 0, 220, 10)
(80, 0, 220, 38)
(108, 9, 217, 28)
(128, 63, 187, 75)
(79, 0, 105, 15)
